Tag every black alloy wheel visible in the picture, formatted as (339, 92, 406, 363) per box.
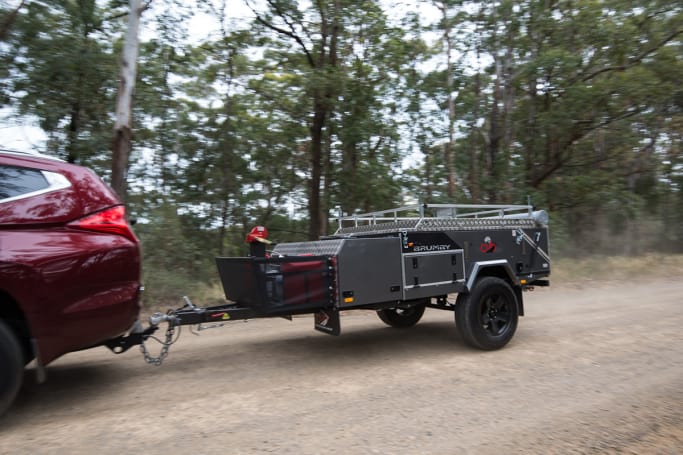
(377, 300, 427, 328)
(455, 277, 519, 350)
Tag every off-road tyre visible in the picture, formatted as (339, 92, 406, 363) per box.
(377, 301, 427, 328)
(0, 320, 23, 416)
(455, 277, 519, 350)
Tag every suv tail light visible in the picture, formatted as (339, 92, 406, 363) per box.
(68, 205, 138, 242)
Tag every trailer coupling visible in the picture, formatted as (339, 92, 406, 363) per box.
(103, 296, 258, 366)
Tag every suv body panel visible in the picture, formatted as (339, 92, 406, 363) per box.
(0, 151, 141, 364)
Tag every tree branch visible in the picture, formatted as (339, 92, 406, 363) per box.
(531, 106, 646, 188)
(271, 0, 314, 51)
(105, 11, 129, 22)
(104, 0, 152, 23)
(581, 28, 683, 82)
(245, 0, 316, 68)
(0, 0, 26, 41)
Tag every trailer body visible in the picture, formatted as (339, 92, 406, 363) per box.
(212, 203, 550, 345)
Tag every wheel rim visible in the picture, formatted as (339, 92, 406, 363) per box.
(479, 293, 512, 336)
(395, 308, 416, 317)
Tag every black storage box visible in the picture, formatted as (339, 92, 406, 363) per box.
(215, 256, 335, 316)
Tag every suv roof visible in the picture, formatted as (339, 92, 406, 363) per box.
(0, 148, 65, 162)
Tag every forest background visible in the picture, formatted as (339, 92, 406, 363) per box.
(1, 0, 682, 305)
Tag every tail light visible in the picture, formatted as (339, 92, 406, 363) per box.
(68, 205, 138, 242)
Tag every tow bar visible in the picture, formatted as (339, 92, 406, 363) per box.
(104, 296, 258, 366)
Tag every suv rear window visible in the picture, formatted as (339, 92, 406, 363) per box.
(0, 165, 50, 200)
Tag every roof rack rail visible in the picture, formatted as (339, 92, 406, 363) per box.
(334, 203, 548, 236)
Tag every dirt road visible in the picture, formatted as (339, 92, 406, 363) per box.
(2, 279, 682, 454)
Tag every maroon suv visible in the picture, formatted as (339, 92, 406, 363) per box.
(0, 150, 142, 415)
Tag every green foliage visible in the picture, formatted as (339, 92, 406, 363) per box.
(4, 1, 121, 166)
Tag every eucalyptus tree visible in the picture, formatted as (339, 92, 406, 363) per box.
(246, 0, 343, 239)
(170, 31, 252, 255)
(420, 0, 487, 203)
(330, 1, 416, 217)
(125, 0, 195, 222)
(4, 0, 120, 166)
(246, 0, 420, 237)
(111, 0, 147, 199)
(432, 0, 462, 199)
(509, 1, 681, 189)
(492, 0, 683, 251)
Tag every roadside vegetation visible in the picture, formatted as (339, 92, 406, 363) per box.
(551, 254, 683, 285)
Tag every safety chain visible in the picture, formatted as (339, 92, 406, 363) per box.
(140, 321, 177, 366)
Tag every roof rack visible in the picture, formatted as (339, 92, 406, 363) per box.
(334, 203, 549, 236)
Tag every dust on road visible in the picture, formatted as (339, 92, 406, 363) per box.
(1, 279, 682, 454)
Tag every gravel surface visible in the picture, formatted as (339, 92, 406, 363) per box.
(1, 279, 682, 454)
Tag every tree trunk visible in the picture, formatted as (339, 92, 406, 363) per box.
(501, 18, 515, 202)
(218, 39, 236, 256)
(469, 91, 480, 202)
(438, 2, 456, 199)
(424, 142, 433, 200)
(66, 101, 80, 164)
(218, 199, 229, 256)
(487, 58, 502, 202)
(321, 112, 335, 235)
(307, 1, 340, 240)
(469, 55, 482, 202)
(111, 0, 143, 200)
(308, 101, 325, 239)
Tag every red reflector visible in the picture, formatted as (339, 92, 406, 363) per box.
(69, 206, 138, 242)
